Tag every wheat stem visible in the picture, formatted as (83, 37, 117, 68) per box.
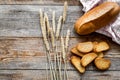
(56, 43, 61, 80)
(59, 51, 62, 80)
(46, 62, 48, 80)
(47, 51, 53, 80)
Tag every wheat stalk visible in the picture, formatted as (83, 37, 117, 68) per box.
(64, 29, 70, 80)
(39, 11, 54, 80)
(51, 11, 58, 79)
(49, 28, 57, 80)
(51, 11, 59, 80)
(63, 1, 68, 23)
(56, 16, 63, 39)
(45, 21, 57, 80)
(52, 11, 56, 33)
(39, 2, 69, 80)
(45, 13, 57, 80)
(61, 36, 66, 80)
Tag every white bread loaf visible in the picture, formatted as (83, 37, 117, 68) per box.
(74, 2, 120, 35)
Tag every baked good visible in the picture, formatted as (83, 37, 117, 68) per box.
(74, 2, 120, 35)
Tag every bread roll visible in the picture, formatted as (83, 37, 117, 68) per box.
(74, 2, 120, 35)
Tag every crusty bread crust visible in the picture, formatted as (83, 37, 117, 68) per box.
(71, 56, 85, 73)
(74, 2, 120, 35)
(81, 53, 97, 67)
(71, 47, 84, 57)
(94, 58, 111, 70)
(77, 42, 93, 53)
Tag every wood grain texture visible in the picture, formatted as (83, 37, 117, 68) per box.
(0, 1, 120, 79)
(0, 0, 80, 5)
(0, 37, 119, 57)
(0, 5, 83, 37)
(0, 70, 119, 80)
(0, 56, 120, 71)
(0, 38, 119, 70)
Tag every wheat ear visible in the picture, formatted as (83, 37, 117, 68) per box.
(52, 11, 56, 33)
(39, 9, 43, 27)
(56, 16, 63, 39)
(43, 16, 50, 51)
(65, 29, 70, 51)
(61, 36, 66, 60)
(44, 13, 51, 36)
(63, 1, 68, 23)
(49, 28, 55, 48)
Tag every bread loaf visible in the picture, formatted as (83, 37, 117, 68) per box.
(74, 2, 120, 35)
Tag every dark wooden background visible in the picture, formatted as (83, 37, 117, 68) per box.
(0, 0, 120, 80)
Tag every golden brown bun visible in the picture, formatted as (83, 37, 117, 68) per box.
(74, 2, 120, 35)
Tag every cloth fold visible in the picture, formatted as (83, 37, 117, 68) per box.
(80, 0, 120, 45)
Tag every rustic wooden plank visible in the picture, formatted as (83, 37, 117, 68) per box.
(0, 70, 119, 80)
(81, 71, 120, 80)
(0, 38, 119, 70)
(0, 5, 83, 37)
(0, 56, 120, 71)
(0, 0, 80, 5)
(0, 35, 118, 77)
(0, 37, 119, 58)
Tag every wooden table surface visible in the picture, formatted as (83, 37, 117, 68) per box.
(0, 0, 120, 80)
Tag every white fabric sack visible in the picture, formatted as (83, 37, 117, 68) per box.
(80, 0, 120, 45)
